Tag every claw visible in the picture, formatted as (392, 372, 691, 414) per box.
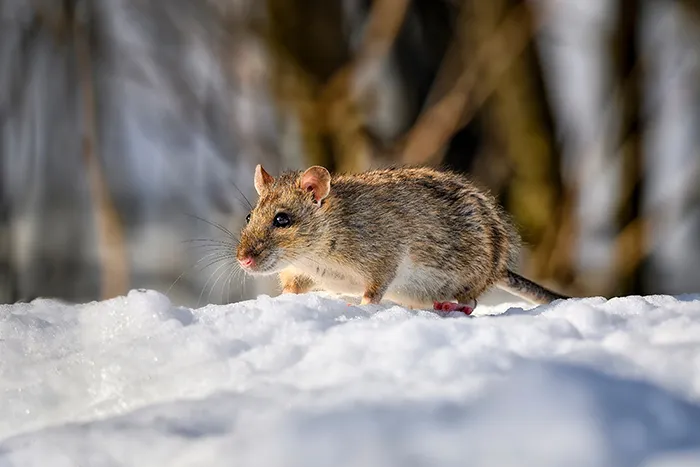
(433, 301, 474, 315)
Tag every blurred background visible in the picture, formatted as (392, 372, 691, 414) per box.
(1, 0, 699, 307)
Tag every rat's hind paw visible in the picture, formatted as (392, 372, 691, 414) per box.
(433, 301, 474, 315)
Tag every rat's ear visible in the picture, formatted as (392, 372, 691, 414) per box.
(300, 166, 331, 204)
(254, 164, 274, 195)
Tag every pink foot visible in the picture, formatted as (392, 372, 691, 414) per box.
(433, 301, 474, 315)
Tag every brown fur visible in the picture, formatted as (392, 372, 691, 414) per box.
(236, 165, 568, 308)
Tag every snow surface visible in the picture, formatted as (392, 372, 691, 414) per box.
(2, 290, 700, 467)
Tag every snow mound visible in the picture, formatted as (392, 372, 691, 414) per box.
(2, 290, 700, 466)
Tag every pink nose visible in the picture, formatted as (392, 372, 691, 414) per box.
(238, 256, 255, 268)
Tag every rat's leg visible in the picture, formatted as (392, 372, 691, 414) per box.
(280, 268, 314, 294)
(360, 265, 397, 305)
(360, 282, 387, 305)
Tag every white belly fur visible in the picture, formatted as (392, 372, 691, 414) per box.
(293, 258, 366, 295)
(385, 257, 453, 307)
(293, 256, 453, 308)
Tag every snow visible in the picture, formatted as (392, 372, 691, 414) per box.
(2, 290, 700, 466)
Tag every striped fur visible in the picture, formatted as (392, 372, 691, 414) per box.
(236, 165, 568, 308)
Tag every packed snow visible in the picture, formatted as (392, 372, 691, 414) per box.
(2, 289, 700, 466)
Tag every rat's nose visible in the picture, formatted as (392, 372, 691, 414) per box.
(238, 256, 255, 268)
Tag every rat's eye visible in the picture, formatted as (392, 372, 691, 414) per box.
(273, 212, 291, 228)
(245, 213, 251, 224)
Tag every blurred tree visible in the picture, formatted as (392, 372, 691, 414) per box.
(266, 0, 462, 173)
(3, 0, 699, 304)
(73, 0, 129, 300)
(0, 199, 15, 302)
(611, 0, 644, 297)
(2, 0, 99, 302)
(265, 0, 348, 170)
(265, 0, 571, 292)
(0, 0, 285, 305)
(466, 0, 569, 288)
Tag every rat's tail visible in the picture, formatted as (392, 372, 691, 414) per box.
(497, 269, 569, 305)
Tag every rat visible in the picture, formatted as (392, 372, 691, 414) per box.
(235, 164, 568, 314)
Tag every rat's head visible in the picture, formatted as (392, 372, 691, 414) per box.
(236, 164, 332, 275)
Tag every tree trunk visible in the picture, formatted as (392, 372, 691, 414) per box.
(611, 0, 645, 296)
(74, 0, 129, 300)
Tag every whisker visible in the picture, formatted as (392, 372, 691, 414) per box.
(182, 238, 239, 246)
(228, 178, 254, 210)
(222, 264, 240, 304)
(165, 269, 190, 299)
(230, 265, 245, 300)
(184, 244, 236, 254)
(184, 213, 238, 239)
(164, 251, 237, 298)
(197, 255, 237, 271)
(242, 266, 249, 298)
(198, 260, 233, 307)
(194, 250, 235, 264)
(209, 260, 235, 305)
(184, 242, 234, 249)
(234, 267, 247, 302)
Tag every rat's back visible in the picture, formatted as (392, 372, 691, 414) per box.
(322, 167, 521, 305)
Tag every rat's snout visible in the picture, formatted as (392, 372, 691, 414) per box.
(236, 228, 282, 275)
(236, 233, 266, 271)
(238, 255, 255, 269)
(235, 245, 258, 269)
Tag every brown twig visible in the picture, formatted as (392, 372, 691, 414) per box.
(401, 1, 547, 166)
(317, 0, 410, 172)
